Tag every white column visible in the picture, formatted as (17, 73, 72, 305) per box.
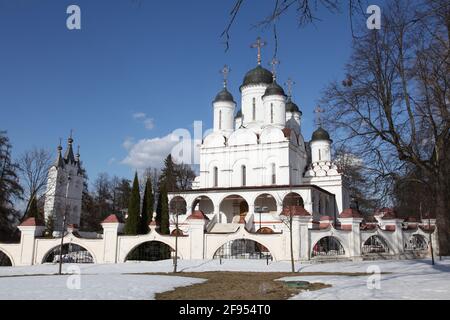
(17, 224, 44, 266)
(393, 219, 404, 255)
(101, 222, 122, 264)
(291, 216, 301, 260)
(188, 219, 205, 259)
(299, 216, 311, 261)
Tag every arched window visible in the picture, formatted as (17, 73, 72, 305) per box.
(252, 98, 256, 121)
(213, 167, 218, 187)
(271, 163, 276, 185)
(241, 165, 247, 186)
(219, 110, 222, 130)
(270, 103, 274, 123)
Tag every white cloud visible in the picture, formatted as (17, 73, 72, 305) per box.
(121, 132, 203, 171)
(121, 133, 180, 170)
(122, 137, 135, 150)
(132, 112, 155, 130)
(144, 118, 155, 130)
(132, 112, 146, 120)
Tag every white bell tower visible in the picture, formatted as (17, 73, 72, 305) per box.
(44, 135, 84, 235)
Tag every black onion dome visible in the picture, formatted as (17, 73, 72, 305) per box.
(235, 109, 242, 119)
(311, 127, 332, 142)
(263, 81, 286, 98)
(285, 98, 302, 114)
(213, 88, 235, 103)
(241, 65, 273, 89)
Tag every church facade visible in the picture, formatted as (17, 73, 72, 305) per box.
(0, 41, 438, 267)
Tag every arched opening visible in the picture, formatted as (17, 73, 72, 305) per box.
(220, 195, 248, 223)
(241, 165, 247, 187)
(270, 103, 274, 123)
(213, 167, 218, 187)
(43, 243, 94, 264)
(126, 241, 175, 262)
(283, 192, 304, 207)
(213, 239, 272, 260)
(405, 234, 428, 251)
(0, 250, 12, 267)
(254, 194, 277, 213)
(362, 235, 390, 254)
(192, 196, 214, 216)
(271, 163, 276, 185)
(169, 196, 187, 215)
(312, 236, 345, 257)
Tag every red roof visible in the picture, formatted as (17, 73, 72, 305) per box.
(340, 208, 363, 219)
(102, 214, 120, 223)
(384, 225, 396, 231)
(280, 206, 311, 217)
(20, 217, 44, 227)
(320, 215, 334, 221)
(187, 210, 210, 220)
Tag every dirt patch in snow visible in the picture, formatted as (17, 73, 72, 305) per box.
(148, 272, 369, 300)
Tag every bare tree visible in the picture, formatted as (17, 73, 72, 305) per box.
(221, 0, 364, 52)
(17, 147, 53, 218)
(322, 1, 450, 254)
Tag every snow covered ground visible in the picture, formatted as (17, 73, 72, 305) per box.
(283, 258, 450, 300)
(0, 258, 449, 299)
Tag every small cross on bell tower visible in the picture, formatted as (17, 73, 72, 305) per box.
(285, 78, 296, 99)
(220, 65, 231, 88)
(314, 105, 325, 128)
(269, 58, 280, 81)
(250, 37, 267, 66)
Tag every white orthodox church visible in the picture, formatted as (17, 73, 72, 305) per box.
(170, 40, 349, 234)
(0, 39, 437, 267)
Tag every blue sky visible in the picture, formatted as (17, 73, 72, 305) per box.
(0, 0, 368, 185)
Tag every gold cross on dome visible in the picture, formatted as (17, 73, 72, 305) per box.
(250, 37, 267, 65)
(285, 78, 296, 98)
(269, 58, 280, 81)
(220, 65, 231, 88)
(314, 105, 325, 127)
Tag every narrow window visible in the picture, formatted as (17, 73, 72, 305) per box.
(219, 110, 222, 130)
(319, 149, 322, 161)
(241, 165, 247, 186)
(213, 167, 218, 187)
(271, 163, 276, 185)
(270, 103, 274, 123)
(252, 98, 256, 121)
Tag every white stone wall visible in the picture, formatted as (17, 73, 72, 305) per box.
(0, 218, 437, 266)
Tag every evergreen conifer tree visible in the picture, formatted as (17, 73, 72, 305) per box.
(124, 172, 140, 235)
(140, 177, 153, 234)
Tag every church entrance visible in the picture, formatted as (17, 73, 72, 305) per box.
(219, 195, 249, 223)
(213, 239, 272, 260)
(125, 241, 175, 262)
(42, 243, 94, 264)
